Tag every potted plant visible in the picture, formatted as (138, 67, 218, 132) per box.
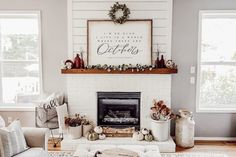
(150, 100, 175, 142)
(81, 116, 93, 137)
(65, 114, 83, 139)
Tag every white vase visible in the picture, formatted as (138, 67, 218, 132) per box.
(68, 125, 82, 139)
(151, 119, 169, 142)
(82, 124, 93, 137)
(175, 110, 195, 148)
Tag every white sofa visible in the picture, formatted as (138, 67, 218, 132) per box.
(13, 127, 49, 157)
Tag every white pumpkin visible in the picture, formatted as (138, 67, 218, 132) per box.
(94, 126, 103, 134)
(145, 134, 154, 142)
(99, 133, 106, 140)
(132, 131, 139, 140)
(132, 131, 144, 141)
(141, 128, 150, 135)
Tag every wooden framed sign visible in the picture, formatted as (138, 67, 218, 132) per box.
(87, 20, 152, 66)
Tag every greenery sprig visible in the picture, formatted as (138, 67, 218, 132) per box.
(108, 2, 130, 24)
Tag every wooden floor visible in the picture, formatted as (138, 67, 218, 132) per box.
(48, 140, 236, 157)
(177, 141, 236, 157)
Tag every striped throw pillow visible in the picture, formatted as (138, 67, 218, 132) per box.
(0, 120, 28, 157)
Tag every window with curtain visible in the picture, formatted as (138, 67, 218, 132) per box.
(0, 12, 42, 105)
(197, 10, 236, 112)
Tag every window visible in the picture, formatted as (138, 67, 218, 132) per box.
(0, 11, 42, 106)
(197, 10, 236, 112)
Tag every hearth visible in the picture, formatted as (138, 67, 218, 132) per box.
(97, 92, 141, 130)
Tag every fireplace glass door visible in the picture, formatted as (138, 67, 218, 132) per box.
(97, 92, 140, 129)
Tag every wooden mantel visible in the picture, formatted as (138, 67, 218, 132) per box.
(61, 68, 177, 74)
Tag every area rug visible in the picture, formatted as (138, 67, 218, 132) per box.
(161, 154, 227, 157)
(49, 151, 227, 157)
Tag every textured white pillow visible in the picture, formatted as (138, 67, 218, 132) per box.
(0, 120, 28, 157)
(36, 93, 60, 129)
(56, 103, 68, 134)
(35, 92, 64, 129)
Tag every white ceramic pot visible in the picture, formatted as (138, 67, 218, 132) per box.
(151, 119, 169, 142)
(83, 124, 93, 137)
(68, 125, 82, 139)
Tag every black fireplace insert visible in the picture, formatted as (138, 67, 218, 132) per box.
(97, 92, 140, 129)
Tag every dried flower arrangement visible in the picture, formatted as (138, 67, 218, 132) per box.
(81, 116, 93, 125)
(150, 100, 175, 121)
(65, 114, 83, 127)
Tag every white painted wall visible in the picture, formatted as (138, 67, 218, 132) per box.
(0, 0, 67, 126)
(172, 0, 236, 137)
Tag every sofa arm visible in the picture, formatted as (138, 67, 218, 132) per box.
(22, 127, 49, 151)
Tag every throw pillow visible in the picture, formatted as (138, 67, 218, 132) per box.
(0, 120, 28, 157)
(56, 103, 68, 134)
(36, 93, 62, 129)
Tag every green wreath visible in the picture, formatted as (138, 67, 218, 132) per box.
(108, 2, 130, 24)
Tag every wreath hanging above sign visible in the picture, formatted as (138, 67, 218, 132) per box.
(108, 2, 131, 24)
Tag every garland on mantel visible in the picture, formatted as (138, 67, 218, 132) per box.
(85, 64, 155, 72)
(82, 60, 177, 72)
(63, 63, 177, 73)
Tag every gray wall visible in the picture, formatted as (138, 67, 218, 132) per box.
(0, 0, 67, 126)
(171, 0, 236, 137)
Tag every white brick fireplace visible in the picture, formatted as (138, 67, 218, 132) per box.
(67, 74, 171, 128)
(63, 75, 175, 152)
(66, 0, 173, 127)
(62, 0, 175, 152)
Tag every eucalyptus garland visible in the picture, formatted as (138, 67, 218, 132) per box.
(108, 2, 130, 24)
(85, 64, 155, 72)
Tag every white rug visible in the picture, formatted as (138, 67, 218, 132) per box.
(161, 154, 227, 157)
(49, 151, 227, 157)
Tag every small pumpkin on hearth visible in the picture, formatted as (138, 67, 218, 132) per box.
(94, 126, 103, 134)
(87, 131, 99, 141)
(99, 133, 106, 140)
(145, 134, 154, 142)
(141, 128, 150, 135)
(132, 131, 144, 141)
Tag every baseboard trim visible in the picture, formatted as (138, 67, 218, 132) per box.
(194, 137, 236, 141)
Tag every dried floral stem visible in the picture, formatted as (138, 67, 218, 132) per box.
(150, 100, 175, 121)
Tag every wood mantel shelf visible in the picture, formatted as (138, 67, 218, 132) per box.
(61, 68, 177, 74)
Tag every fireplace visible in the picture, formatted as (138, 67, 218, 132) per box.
(97, 92, 141, 130)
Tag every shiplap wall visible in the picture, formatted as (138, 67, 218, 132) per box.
(67, 0, 173, 64)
